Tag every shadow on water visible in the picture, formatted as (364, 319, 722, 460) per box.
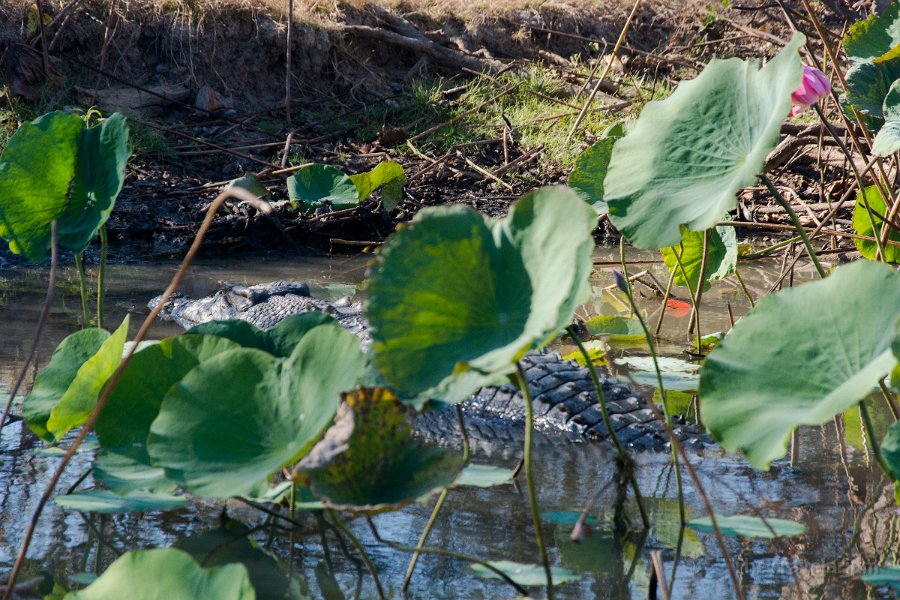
(0, 250, 895, 598)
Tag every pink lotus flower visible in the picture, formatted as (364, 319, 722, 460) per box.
(790, 66, 831, 116)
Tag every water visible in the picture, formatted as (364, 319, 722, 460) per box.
(0, 251, 894, 599)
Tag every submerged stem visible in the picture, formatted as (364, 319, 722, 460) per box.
(515, 361, 554, 599)
(326, 510, 386, 600)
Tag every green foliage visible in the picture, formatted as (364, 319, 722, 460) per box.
(147, 324, 366, 498)
(470, 560, 579, 586)
(881, 420, 900, 481)
(699, 260, 900, 469)
(688, 515, 805, 538)
(55, 490, 187, 514)
(287, 161, 406, 214)
(366, 186, 596, 405)
(301, 387, 464, 511)
(0, 111, 130, 262)
(568, 123, 626, 215)
(63, 548, 255, 600)
(23, 318, 128, 442)
(852, 185, 900, 261)
(861, 566, 900, 591)
(604, 34, 804, 248)
(660, 226, 737, 291)
(844, 2, 900, 64)
(349, 160, 406, 211)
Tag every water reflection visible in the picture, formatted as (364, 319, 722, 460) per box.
(0, 251, 894, 598)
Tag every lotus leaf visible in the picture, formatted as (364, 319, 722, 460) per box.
(861, 566, 900, 591)
(367, 185, 596, 404)
(604, 34, 804, 248)
(55, 490, 187, 514)
(567, 122, 626, 215)
(844, 55, 900, 120)
(688, 515, 805, 538)
(349, 160, 405, 211)
(700, 260, 900, 469)
(301, 387, 465, 512)
(148, 324, 365, 498)
(0, 111, 130, 262)
(287, 164, 359, 214)
(453, 464, 515, 488)
(470, 560, 579, 586)
(660, 225, 737, 291)
(852, 185, 900, 261)
(187, 312, 335, 358)
(63, 548, 254, 600)
(882, 420, 900, 481)
(24, 328, 110, 441)
(844, 3, 900, 64)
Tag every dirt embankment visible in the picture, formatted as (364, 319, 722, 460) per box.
(0, 0, 870, 261)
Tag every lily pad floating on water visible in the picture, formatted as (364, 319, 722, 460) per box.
(55, 490, 187, 514)
(62, 548, 254, 600)
(688, 515, 805, 538)
(0, 111, 130, 263)
(367, 185, 596, 406)
(700, 260, 900, 470)
(147, 323, 366, 499)
(470, 560, 579, 586)
(453, 464, 515, 488)
(300, 387, 465, 512)
(604, 34, 804, 248)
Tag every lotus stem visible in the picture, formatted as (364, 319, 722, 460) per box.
(733, 269, 755, 308)
(614, 281, 686, 525)
(75, 252, 91, 327)
(760, 175, 827, 279)
(687, 231, 710, 354)
(858, 400, 895, 483)
(0, 222, 58, 435)
(97, 227, 108, 330)
(668, 244, 701, 344)
(654, 269, 676, 336)
(566, 325, 650, 529)
(515, 361, 554, 599)
(618, 238, 636, 317)
(326, 509, 386, 600)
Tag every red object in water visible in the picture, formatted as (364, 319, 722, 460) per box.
(665, 298, 691, 318)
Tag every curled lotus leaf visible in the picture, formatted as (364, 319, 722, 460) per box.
(367, 185, 596, 405)
(604, 34, 804, 248)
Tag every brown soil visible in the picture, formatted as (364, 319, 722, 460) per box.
(0, 0, 874, 262)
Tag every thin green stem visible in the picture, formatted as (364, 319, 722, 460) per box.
(732, 269, 755, 308)
(618, 286, 686, 525)
(654, 268, 676, 337)
(687, 231, 710, 353)
(859, 400, 895, 482)
(566, 326, 650, 529)
(619, 237, 636, 317)
(97, 227, 108, 329)
(75, 252, 91, 327)
(669, 245, 700, 342)
(515, 362, 554, 599)
(760, 175, 827, 278)
(326, 509, 386, 600)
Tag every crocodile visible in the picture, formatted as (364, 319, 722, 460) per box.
(150, 281, 710, 451)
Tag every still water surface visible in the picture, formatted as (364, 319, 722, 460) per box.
(0, 251, 894, 599)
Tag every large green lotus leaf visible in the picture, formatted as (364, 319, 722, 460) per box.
(882, 420, 900, 481)
(59, 113, 131, 254)
(349, 160, 405, 211)
(567, 123, 626, 215)
(660, 225, 736, 292)
(604, 35, 805, 248)
(851, 185, 900, 262)
(470, 560, 579, 586)
(872, 119, 900, 155)
(301, 388, 465, 512)
(844, 2, 900, 64)
(699, 260, 900, 469)
(0, 111, 83, 262)
(55, 490, 187, 514)
(688, 515, 805, 538)
(148, 324, 365, 498)
(367, 186, 596, 403)
(44, 317, 129, 440)
(287, 164, 359, 214)
(92, 449, 176, 494)
(23, 328, 110, 441)
(187, 312, 335, 358)
(63, 548, 254, 600)
(844, 56, 900, 119)
(176, 524, 293, 600)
